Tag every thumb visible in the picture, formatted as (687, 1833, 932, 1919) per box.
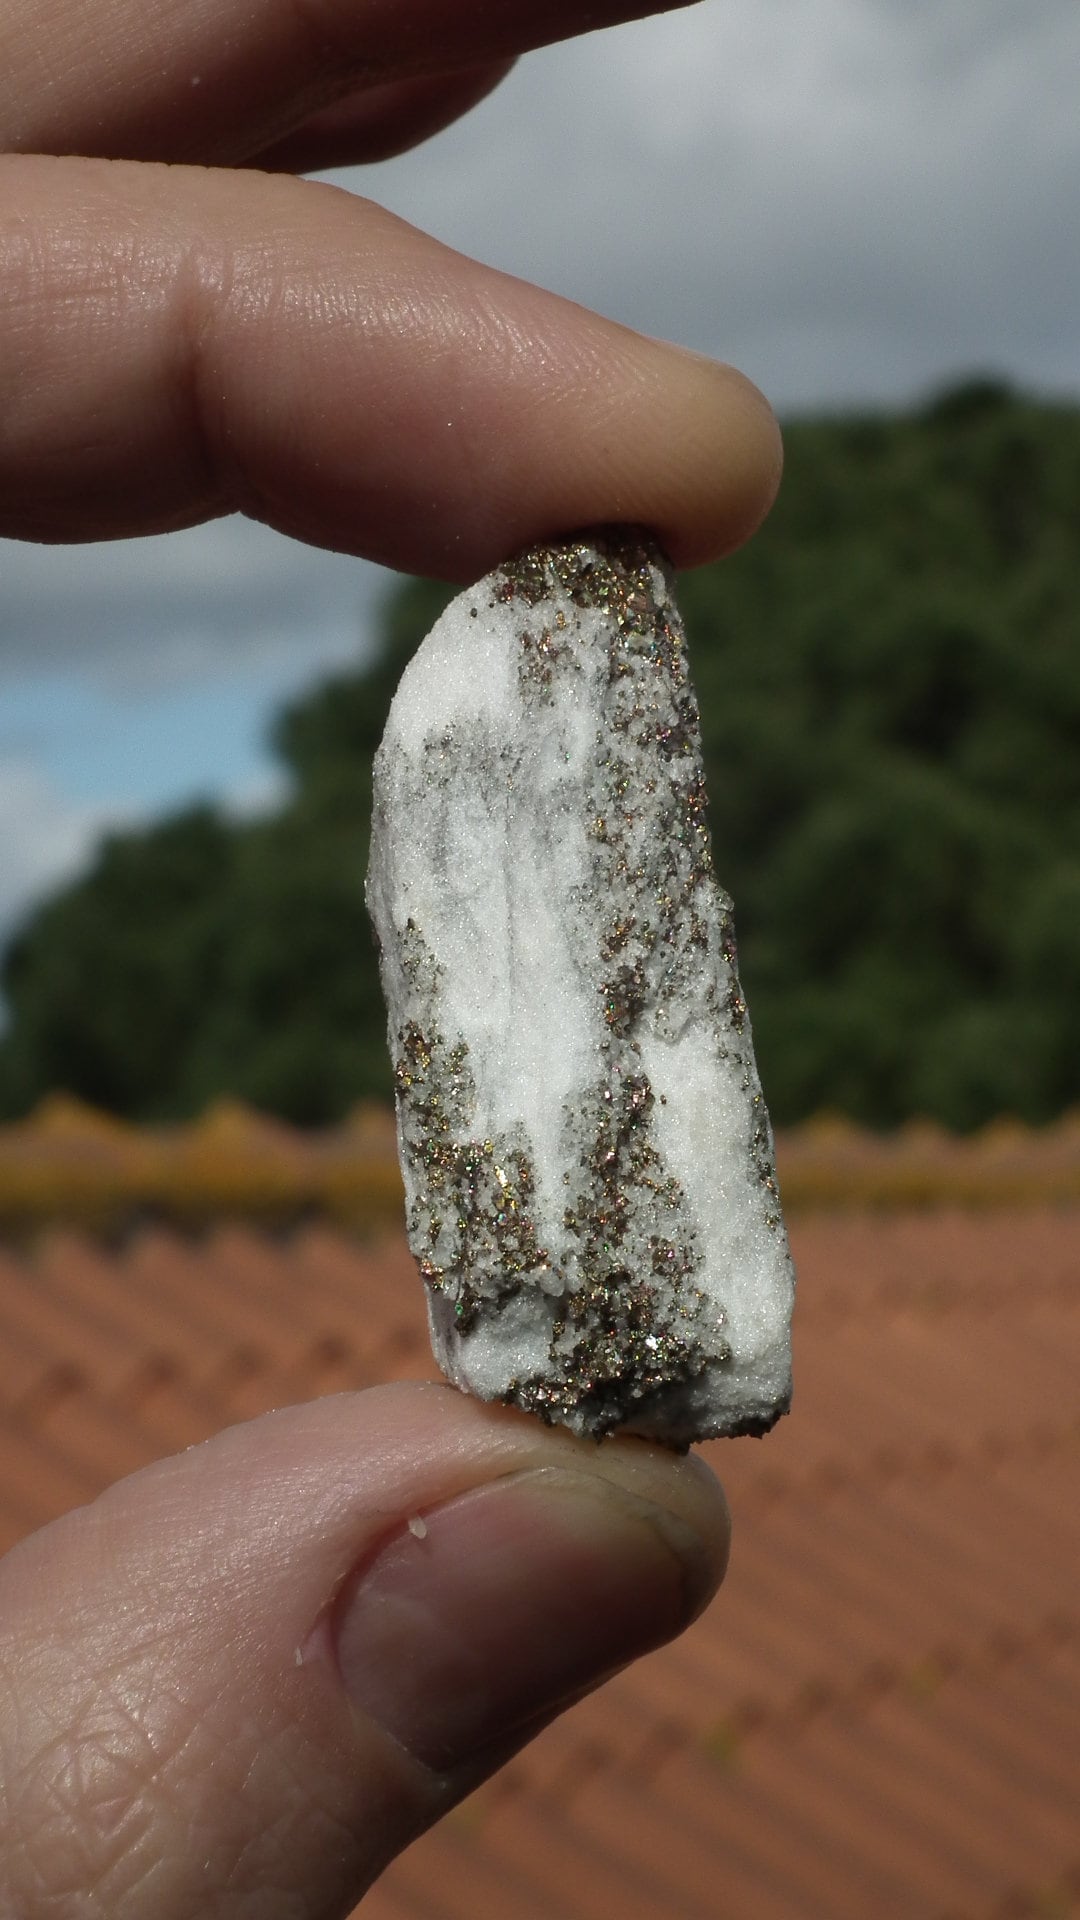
(0, 1382, 729, 1918)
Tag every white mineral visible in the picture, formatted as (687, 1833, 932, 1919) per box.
(367, 532, 794, 1445)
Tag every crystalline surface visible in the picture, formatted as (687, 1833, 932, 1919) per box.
(367, 532, 794, 1444)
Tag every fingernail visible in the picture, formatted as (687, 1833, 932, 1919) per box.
(333, 1467, 715, 1772)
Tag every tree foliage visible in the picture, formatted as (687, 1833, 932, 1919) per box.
(2, 383, 1078, 1127)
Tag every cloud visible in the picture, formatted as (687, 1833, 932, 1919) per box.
(0, 669, 306, 809)
(5, 2, 1078, 701)
(0, 517, 386, 690)
(2, 0, 1078, 947)
(0, 759, 132, 954)
(0, 723, 289, 962)
(352, 0, 1080, 407)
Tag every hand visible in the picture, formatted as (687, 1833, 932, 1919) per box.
(0, 5, 766, 1912)
(0, 0, 780, 576)
(0, 1386, 728, 1915)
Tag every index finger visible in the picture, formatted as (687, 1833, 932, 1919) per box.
(0, 157, 781, 580)
(2, 0, 701, 166)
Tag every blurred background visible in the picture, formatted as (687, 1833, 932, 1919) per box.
(1, 4, 1079, 1916)
(3, 0, 1080, 1126)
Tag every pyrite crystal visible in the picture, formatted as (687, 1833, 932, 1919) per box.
(366, 532, 794, 1445)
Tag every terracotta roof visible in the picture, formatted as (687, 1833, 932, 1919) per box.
(2, 1206, 1078, 1918)
(2, 1097, 1079, 1236)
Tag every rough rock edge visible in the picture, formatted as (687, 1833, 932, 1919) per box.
(368, 529, 792, 1444)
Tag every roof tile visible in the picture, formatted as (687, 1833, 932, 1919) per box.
(1, 1203, 1077, 1920)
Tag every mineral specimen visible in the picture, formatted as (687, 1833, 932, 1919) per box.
(366, 531, 794, 1445)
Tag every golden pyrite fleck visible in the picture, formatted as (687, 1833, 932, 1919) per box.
(367, 532, 794, 1445)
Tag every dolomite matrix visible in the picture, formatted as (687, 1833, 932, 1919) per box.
(366, 532, 794, 1444)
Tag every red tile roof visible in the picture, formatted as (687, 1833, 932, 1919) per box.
(2, 1096, 1079, 1236)
(2, 1206, 1079, 1918)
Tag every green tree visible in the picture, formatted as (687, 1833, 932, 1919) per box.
(0, 809, 233, 1116)
(2, 384, 1078, 1127)
(680, 381, 1080, 1126)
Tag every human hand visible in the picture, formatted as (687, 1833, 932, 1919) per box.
(1, 4, 768, 1911)
(0, 0, 780, 576)
(0, 1385, 729, 1914)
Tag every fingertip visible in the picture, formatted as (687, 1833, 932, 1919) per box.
(334, 1457, 724, 1773)
(671, 355, 784, 568)
(0, 158, 780, 579)
(604, 339, 784, 572)
(451, 308, 783, 584)
(0, 1384, 732, 1917)
(249, 61, 518, 173)
(584, 1427, 732, 1607)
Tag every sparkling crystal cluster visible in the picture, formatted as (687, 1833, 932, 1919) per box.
(367, 532, 794, 1444)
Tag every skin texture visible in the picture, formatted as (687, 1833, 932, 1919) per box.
(0, 1387, 730, 1917)
(0, 153, 780, 572)
(0, 1, 782, 575)
(0, 3, 778, 1911)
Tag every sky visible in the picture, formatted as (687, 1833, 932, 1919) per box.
(2, 0, 1079, 956)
